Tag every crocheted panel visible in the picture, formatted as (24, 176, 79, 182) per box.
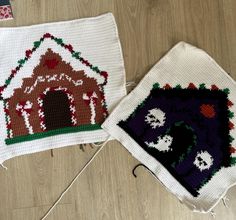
(1, 33, 108, 145)
(0, 0, 11, 6)
(0, 0, 13, 20)
(118, 83, 235, 197)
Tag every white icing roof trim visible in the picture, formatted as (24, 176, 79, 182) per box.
(2, 38, 105, 99)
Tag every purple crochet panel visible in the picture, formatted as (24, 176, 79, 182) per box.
(118, 84, 232, 196)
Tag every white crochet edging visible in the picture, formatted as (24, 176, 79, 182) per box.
(102, 41, 236, 213)
(0, 13, 126, 163)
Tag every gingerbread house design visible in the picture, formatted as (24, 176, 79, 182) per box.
(0, 33, 108, 145)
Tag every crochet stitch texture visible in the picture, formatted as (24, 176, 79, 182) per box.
(0, 0, 13, 20)
(102, 42, 236, 213)
(0, 13, 126, 163)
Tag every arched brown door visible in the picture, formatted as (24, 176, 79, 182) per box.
(43, 90, 72, 130)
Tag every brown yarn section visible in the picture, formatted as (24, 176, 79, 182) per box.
(8, 49, 105, 137)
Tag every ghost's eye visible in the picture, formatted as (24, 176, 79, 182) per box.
(197, 157, 202, 161)
(203, 161, 207, 166)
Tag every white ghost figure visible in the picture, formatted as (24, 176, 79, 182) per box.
(193, 151, 213, 172)
(145, 135, 173, 152)
(145, 108, 166, 129)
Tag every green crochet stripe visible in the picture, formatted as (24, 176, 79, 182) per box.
(5, 124, 101, 145)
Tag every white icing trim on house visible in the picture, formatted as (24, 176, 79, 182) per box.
(2, 38, 105, 99)
(24, 73, 83, 94)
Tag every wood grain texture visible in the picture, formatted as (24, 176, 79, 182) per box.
(1, 0, 236, 219)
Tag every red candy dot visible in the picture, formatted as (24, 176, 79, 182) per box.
(200, 104, 216, 118)
(164, 84, 172, 89)
(188, 83, 197, 89)
(211, 85, 219, 90)
(25, 50, 32, 58)
(43, 33, 52, 38)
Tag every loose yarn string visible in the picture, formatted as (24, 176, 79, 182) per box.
(92, 142, 105, 148)
(126, 81, 137, 93)
(0, 163, 8, 170)
(132, 164, 197, 210)
(210, 210, 216, 218)
(92, 135, 111, 148)
(222, 196, 230, 208)
(41, 138, 109, 220)
(132, 163, 159, 181)
(132, 163, 151, 178)
(126, 81, 136, 88)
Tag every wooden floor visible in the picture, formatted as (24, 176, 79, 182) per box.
(1, 0, 236, 219)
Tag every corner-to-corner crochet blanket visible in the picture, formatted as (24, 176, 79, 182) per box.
(0, 13, 126, 163)
(102, 42, 236, 213)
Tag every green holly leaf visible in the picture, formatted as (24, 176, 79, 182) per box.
(229, 111, 234, 119)
(18, 59, 26, 65)
(92, 66, 99, 72)
(34, 41, 41, 48)
(229, 135, 234, 143)
(5, 79, 11, 85)
(175, 84, 182, 89)
(72, 52, 81, 58)
(153, 83, 160, 89)
(55, 38, 63, 45)
(223, 88, 230, 95)
(230, 157, 236, 166)
(199, 83, 206, 89)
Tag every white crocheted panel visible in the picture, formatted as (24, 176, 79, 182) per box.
(0, 13, 126, 163)
(102, 42, 236, 213)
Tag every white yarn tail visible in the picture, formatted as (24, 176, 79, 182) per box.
(41, 138, 109, 220)
(210, 210, 216, 218)
(222, 196, 230, 208)
(126, 81, 136, 88)
(0, 163, 8, 170)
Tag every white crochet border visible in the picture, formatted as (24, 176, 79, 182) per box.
(0, 13, 126, 163)
(102, 42, 236, 213)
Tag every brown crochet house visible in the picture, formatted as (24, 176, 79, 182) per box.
(0, 36, 108, 145)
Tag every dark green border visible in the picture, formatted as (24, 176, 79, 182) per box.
(5, 124, 101, 145)
(0, 0, 10, 6)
